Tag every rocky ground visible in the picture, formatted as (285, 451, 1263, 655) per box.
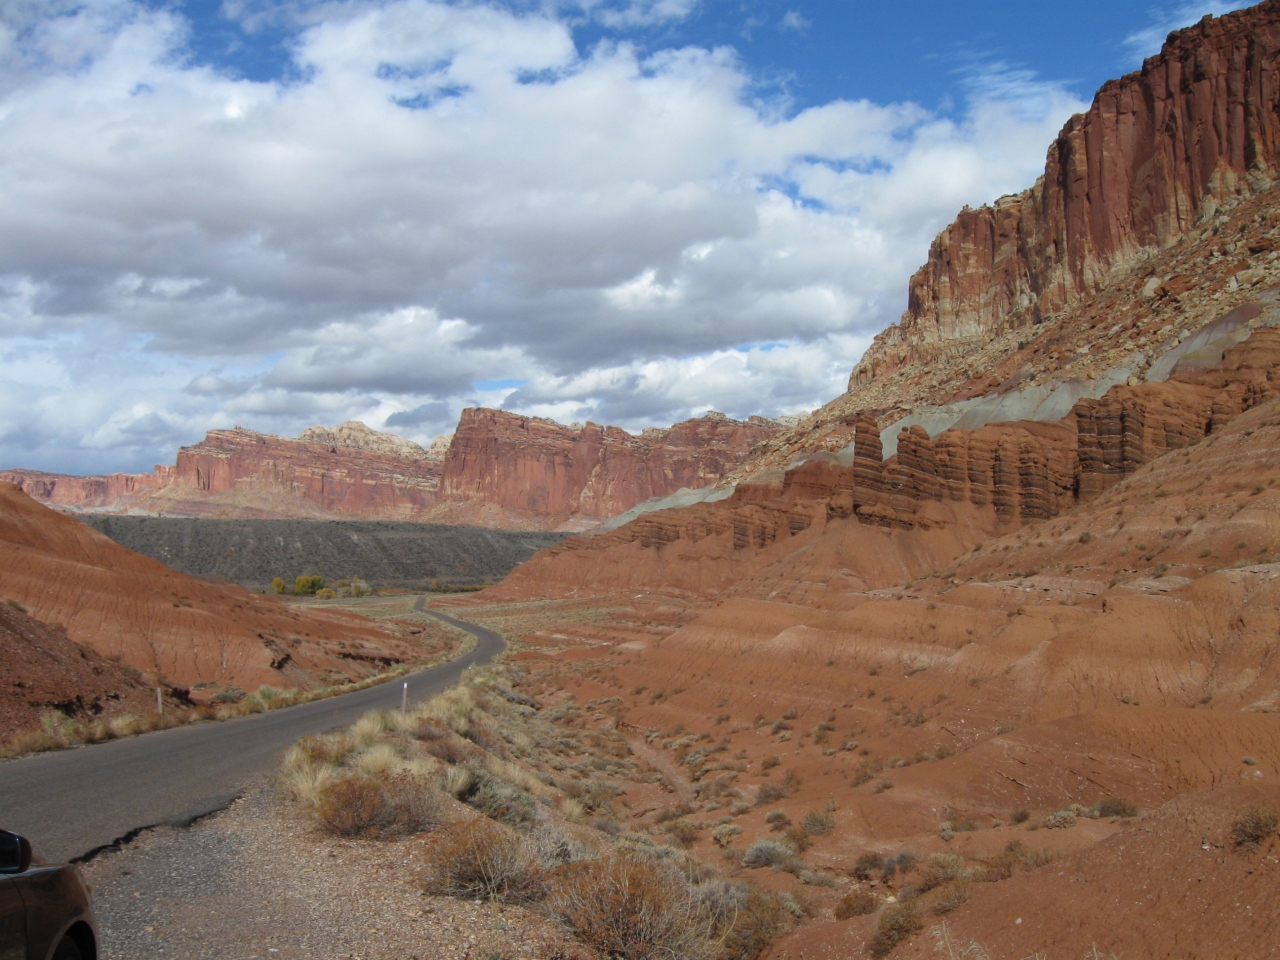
(81, 783, 578, 960)
(81, 517, 566, 592)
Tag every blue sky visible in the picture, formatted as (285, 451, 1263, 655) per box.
(171, 0, 1236, 107)
(0, 0, 1251, 473)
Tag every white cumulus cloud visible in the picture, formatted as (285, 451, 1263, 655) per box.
(0, 0, 1093, 473)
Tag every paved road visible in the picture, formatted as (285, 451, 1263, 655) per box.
(0, 603, 503, 863)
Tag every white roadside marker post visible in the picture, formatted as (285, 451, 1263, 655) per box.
(401, 681, 408, 714)
(156, 688, 162, 715)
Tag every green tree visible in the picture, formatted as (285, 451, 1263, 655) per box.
(294, 575, 324, 595)
(271, 577, 286, 595)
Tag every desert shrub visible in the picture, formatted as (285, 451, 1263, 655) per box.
(755, 783, 786, 806)
(108, 714, 139, 737)
(1093, 797, 1138, 819)
(981, 840, 1055, 881)
(801, 809, 835, 836)
(782, 770, 803, 793)
(916, 854, 967, 893)
(314, 774, 391, 837)
(654, 802, 697, 824)
(465, 773, 537, 827)
(1044, 809, 1077, 829)
(852, 759, 883, 786)
(760, 755, 781, 772)
(382, 775, 446, 833)
(932, 881, 970, 915)
(313, 773, 443, 837)
(870, 902, 921, 957)
(665, 819, 701, 848)
(834, 889, 878, 919)
(290, 734, 348, 767)
(742, 840, 794, 870)
(419, 733, 484, 766)
(853, 852, 884, 881)
(3, 728, 61, 757)
(421, 817, 542, 902)
(782, 825, 811, 854)
(39, 711, 82, 746)
(712, 824, 742, 846)
(706, 885, 790, 960)
(1010, 808, 1029, 824)
(439, 765, 475, 799)
(881, 851, 917, 882)
(546, 854, 712, 960)
(1232, 807, 1279, 849)
(315, 587, 337, 599)
(271, 577, 285, 594)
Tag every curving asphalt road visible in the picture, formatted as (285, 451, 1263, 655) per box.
(0, 602, 503, 864)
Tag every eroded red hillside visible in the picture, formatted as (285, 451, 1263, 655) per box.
(0, 483, 424, 700)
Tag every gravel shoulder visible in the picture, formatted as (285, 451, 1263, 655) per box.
(81, 781, 581, 960)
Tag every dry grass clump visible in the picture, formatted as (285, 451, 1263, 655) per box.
(979, 841, 1056, 882)
(742, 840, 797, 870)
(916, 853, 982, 894)
(313, 773, 445, 838)
(833, 889, 878, 919)
(665, 819, 701, 848)
(421, 817, 544, 902)
(931, 882, 970, 915)
(546, 854, 713, 959)
(801, 809, 835, 836)
(869, 902, 922, 957)
(1231, 807, 1278, 849)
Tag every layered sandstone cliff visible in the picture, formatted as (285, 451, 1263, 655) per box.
(489, 319, 1280, 600)
(854, 3, 1280, 389)
(2, 412, 780, 530)
(437, 409, 781, 529)
(731, 4, 1280, 480)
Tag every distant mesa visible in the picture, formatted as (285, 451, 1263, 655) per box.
(1, 409, 783, 532)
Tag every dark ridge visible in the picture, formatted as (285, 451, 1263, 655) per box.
(78, 517, 567, 590)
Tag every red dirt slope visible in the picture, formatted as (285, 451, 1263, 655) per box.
(0, 483, 421, 695)
(0, 599, 156, 734)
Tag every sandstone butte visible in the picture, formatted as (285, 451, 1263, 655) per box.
(0, 410, 782, 532)
(425, 6, 1280, 958)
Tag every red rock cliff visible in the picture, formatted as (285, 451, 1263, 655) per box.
(439, 409, 780, 522)
(2, 412, 780, 529)
(853, 2, 1280, 388)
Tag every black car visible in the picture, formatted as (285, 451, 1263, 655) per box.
(0, 831, 97, 960)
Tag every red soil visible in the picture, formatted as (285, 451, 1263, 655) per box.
(0, 598, 156, 734)
(0, 483, 425, 710)
(444, 335, 1280, 957)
